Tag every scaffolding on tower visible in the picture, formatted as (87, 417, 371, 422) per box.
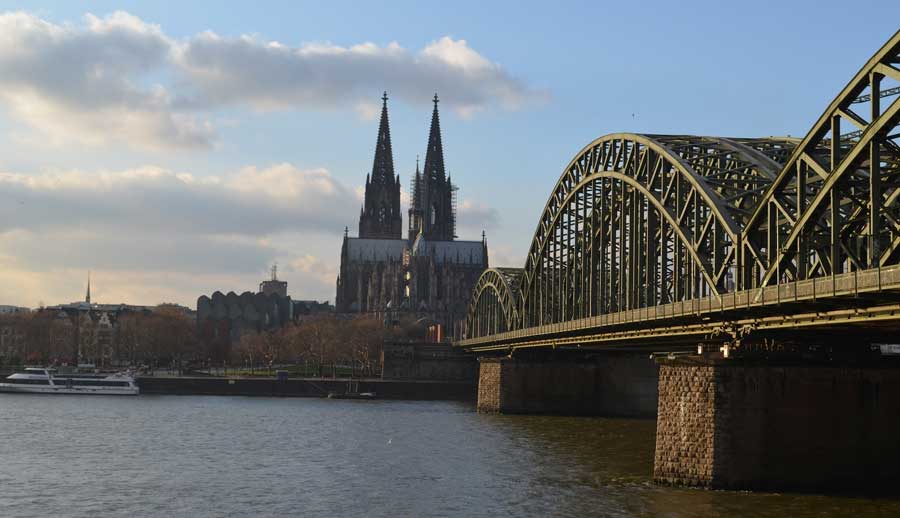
(450, 177, 458, 239)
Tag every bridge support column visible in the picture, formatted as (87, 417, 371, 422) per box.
(476, 353, 658, 416)
(653, 357, 900, 491)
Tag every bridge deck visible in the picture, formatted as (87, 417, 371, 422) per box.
(457, 265, 900, 352)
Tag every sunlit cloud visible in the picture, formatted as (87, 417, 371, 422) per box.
(0, 10, 547, 151)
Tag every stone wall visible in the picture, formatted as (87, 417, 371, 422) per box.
(477, 353, 659, 416)
(381, 342, 477, 381)
(653, 364, 718, 486)
(654, 359, 900, 491)
(476, 360, 502, 412)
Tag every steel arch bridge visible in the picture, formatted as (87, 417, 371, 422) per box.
(461, 30, 900, 353)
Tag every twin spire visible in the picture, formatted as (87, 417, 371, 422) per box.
(358, 92, 452, 241)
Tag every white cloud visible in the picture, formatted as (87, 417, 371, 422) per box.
(176, 33, 546, 116)
(0, 163, 359, 236)
(0, 11, 545, 151)
(0, 11, 215, 150)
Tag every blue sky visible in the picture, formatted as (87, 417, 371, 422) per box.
(1, 1, 898, 307)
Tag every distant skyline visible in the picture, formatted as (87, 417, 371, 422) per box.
(1, 1, 899, 307)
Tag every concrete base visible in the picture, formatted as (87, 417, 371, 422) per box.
(476, 353, 658, 417)
(653, 358, 900, 491)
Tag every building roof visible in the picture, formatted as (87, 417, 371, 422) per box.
(418, 239, 486, 265)
(346, 238, 407, 262)
(345, 236, 485, 266)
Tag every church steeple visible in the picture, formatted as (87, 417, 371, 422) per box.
(423, 94, 446, 183)
(85, 271, 91, 304)
(370, 92, 395, 185)
(359, 92, 402, 239)
(409, 93, 455, 241)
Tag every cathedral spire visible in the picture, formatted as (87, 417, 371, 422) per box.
(415, 93, 455, 241)
(85, 271, 91, 304)
(359, 92, 402, 239)
(423, 93, 446, 183)
(371, 91, 395, 185)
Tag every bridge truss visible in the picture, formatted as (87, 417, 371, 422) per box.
(462, 30, 900, 352)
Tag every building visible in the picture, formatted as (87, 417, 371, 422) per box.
(40, 274, 154, 366)
(259, 264, 288, 297)
(0, 305, 30, 315)
(335, 93, 488, 332)
(196, 269, 333, 351)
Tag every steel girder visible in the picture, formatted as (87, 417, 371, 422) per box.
(516, 133, 793, 330)
(464, 29, 900, 342)
(740, 30, 900, 291)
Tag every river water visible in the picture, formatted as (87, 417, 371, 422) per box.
(1, 395, 897, 517)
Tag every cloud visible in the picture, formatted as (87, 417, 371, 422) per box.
(0, 163, 359, 236)
(0, 11, 215, 150)
(0, 11, 546, 150)
(176, 34, 546, 117)
(0, 162, 368, 306)
(456, 199, 501, 234)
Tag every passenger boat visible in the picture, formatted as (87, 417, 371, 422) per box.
(0, 368, 139, 395)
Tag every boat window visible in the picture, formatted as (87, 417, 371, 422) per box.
(68, 379, 130, 387)
(8, 379, 50, 385)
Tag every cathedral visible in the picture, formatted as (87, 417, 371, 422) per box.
(335, 93, 488, 333)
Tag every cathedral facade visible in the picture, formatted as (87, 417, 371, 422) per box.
(336, 93, 488, 333)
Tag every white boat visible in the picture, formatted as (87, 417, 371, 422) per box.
(0, 368, 139, 396)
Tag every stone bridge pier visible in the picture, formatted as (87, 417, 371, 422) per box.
(653, 357, 900, 492)
(476, 351, 659, 417)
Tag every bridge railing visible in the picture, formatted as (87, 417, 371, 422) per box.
(456, 264, 900, 349)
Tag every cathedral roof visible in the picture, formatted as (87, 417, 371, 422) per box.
(436, 240, 486, 265)
(412, 239, 486, 266)
(345, 238, 407, 262)
(344, 236, 486, 266)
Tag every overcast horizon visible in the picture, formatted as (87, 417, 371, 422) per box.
(2, 0, 899, 308)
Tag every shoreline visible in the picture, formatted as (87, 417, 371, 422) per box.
(136, 375, 477, 401)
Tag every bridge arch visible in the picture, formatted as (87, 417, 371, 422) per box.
(519, 133, 788, 327)
(466, 268, 522, 339)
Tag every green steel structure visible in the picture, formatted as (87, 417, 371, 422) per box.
(461, 30, 900, 353)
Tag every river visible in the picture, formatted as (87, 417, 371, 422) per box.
(0, 395, 897, 517)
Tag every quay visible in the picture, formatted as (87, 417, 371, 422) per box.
(137, 375, 476, 401)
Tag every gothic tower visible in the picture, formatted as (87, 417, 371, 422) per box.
(409, 94, 456, 241)
(359, 92, 402, 239)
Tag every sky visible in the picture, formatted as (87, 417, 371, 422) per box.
(1, 0, 899, 308)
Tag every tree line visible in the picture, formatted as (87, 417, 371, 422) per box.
(0, 307, 427, 377)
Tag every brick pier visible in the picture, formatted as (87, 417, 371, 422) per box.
(653, 358, 900, 491)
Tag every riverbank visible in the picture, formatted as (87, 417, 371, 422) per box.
(136, 375, 476, 400)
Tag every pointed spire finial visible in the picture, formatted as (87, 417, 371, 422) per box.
(344, 226, 349, 238)
(85, 271, 91, 304)
(433, 93, 439, 107)
(382, 91, 388, 105)
(482, 230, 486, 243)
